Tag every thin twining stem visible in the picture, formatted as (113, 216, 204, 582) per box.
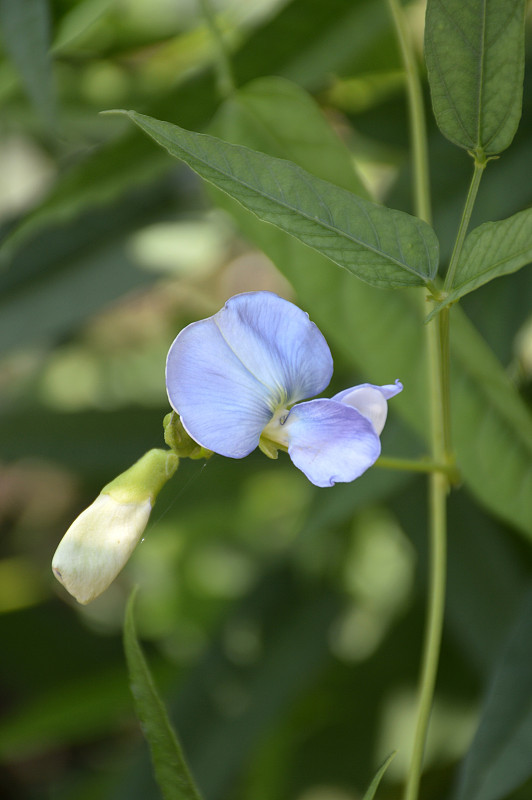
(197, 0, 236, 98)
(385, 5, 450, 800)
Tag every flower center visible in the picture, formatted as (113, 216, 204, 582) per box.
(258, 407, 291, 458)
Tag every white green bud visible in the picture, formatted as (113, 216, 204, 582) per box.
(52, 449, 178, 605)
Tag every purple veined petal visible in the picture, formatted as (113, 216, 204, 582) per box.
(332, 379, 403, 435)
(281, 399, 381, 488)
(166, 292, 333, 458)
(211, 292, 333, 405)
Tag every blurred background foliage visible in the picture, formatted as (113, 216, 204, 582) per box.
(0, 1, 531, 799)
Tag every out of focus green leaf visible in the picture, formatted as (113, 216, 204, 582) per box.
(208, 77, 532, 538)
(0, 241, 149, 356)
(324, 278, 532, 539)
(0, 136, 173, 266)
(52, 0, 114, 53)
(213, 76, 369, 198)
(362, 751, 396, 800)
(449, 309, 532, 536)
(0, 667, 129, 758)
(0, 0, 392, 267)
(118, 569, 344, 800)
(428, 208, 532, 316)
(235, 0, 399, 88)
(425, 0, 526, 157)
(0, 178, 181, 356)
(124, 588, 203, 800)
(0, 408, 166, 475)
(454, 589, 532, 800)
(394, 483, 529, 679)
(0, 0, 56, 127)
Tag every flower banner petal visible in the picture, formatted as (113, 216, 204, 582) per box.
(283, 399, 381, 487)
(333, 380, 403, 435)
(213, 292, 333, 405)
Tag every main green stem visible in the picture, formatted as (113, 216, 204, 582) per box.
(386, 2, 450, 799)
(404, 320, 448, 800)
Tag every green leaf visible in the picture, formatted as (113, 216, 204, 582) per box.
(362, 751, 396, 800)
(0, 0, 56, 128)
(428, 208, 532, 316)
(124, 588, 203, 800)
(425, 0, 526, 157)
(454, 589, 532, 800)
(118, 110, 439, 289)
(208, 79, 532, 539)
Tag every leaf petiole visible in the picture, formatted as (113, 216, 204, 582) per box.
(376, 456, 459, 481)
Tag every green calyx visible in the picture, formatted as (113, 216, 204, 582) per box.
(258, 436, 280, 460)
(101, 448, 179, 505)
(163, 412, 213, 460)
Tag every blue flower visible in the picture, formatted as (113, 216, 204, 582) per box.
(166, 292, 402, 487)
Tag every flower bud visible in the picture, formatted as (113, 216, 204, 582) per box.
(163, 411, 213, 459)
(52, 449, 178, 604)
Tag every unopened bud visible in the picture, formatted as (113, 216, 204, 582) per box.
(52, 449, 178, 604)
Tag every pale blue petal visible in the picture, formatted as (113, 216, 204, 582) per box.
(332, 379, 403, 435)
(166, 292, 333, 458)
(332, 380, 403, 403)
(213, 292, 333, 404)
(282, 399, 381, 487)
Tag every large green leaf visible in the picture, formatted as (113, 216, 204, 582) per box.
(119, 110, 439, 289)
(425, 0, 526, 157)
(428, 207, 532, 316)
(0, 0, 56, 127)
(124, 588, 203, 800)
(208, 78, 532, 539)
(454, 589, 532, 800)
